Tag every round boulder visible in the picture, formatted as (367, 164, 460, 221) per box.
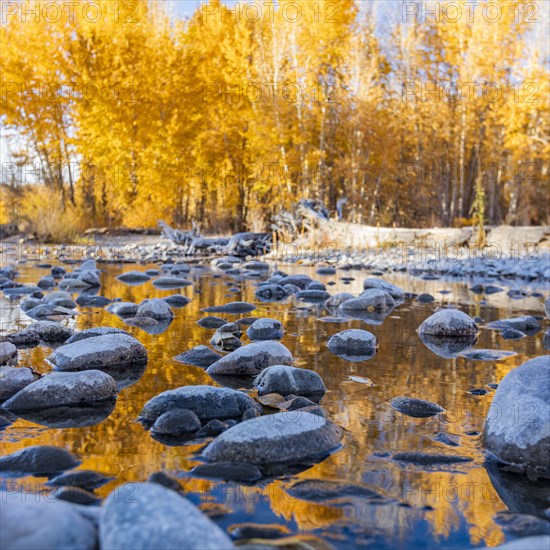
(202, 412, 342, 465)
(136, 298, 174, 321)
(151, 409, 202, 436)
(0, 341, 17, 366)
(253, 365, 326, 398)
(418, 309, 478, 337)
(327, 329, 377, 361)
(246, 318, 284, 341)
(484, 355, 550, 474)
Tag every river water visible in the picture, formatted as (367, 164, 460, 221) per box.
(1, 262, 548, 549)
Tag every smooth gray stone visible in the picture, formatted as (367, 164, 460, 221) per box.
(197, 316, 227, 329)
(286, 479, 388, 503)
(47, 469, 114, 490)
(138, 385, 260, 426)
(162, 294, 191, 307)
(202, 412, 342, 465)
(392, 452, 472, 464)
(339, 289, 395, 311)
(0, 341, 18, 365)
(0, 366, 38, 402)
(296, 289, 331, 302)
(246, 318, 284, 341)
(116, 270, 151, 283)
(253, 365, 326, 398)
(487, 316, 541, 336)
(152, 276, 193, 288)
(418, 309, 478, 337)
(277, 275, 312, 290)
(484, 355, 550, 474)
(325, 292, 354, 308)
(174, 345, 222, 368)
(66, 327, 130, 344)
(0, 490, 97, 550)
(151, 409, 201, 436)
(48, 334, 147, 371)
(4, 370, 117, 411)
(362, 277, 404, 299)
(7, 321, 73, 344)
(206, 341, 293, 376)
(136, 298, 174, 321)
(202, 301, 256, 314)
(459, 349, 517, 361)
(100, 482, 234, 550)
(0, 445, 80, 475)
(75, 295, 113, 307)
(390, 396, 445, 418)
(327, 329, 377, 361)
(106, 302, 139, 316)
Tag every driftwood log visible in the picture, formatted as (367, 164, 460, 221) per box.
(158, 221, 271, 257)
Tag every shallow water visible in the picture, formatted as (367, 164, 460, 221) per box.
(1, 262, 549, 549)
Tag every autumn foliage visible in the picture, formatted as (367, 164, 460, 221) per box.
(1, 0, 548, 237)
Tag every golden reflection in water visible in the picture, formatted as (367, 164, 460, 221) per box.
(1, 263, 548, 548)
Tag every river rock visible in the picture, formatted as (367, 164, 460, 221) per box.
(0, 366, 38, 401)
(277, 275, 312, 290)
(151, 409, 202, 436)
(202, 412, 342, 465)
(197, 316, 228, 328)
(339, 289, 396, 312)
(545, 298, 550, 320)
(296, 289, 331, 302)
(174, 345, 222, 368)
(484, 355, 550, 473)
(100, 482, 234, 550)
(0, 341, 17, 365)
(66, 327, 131, 344)
(325, 292, 354, 308)
(136, 298, 174, 321)
(253, 365, 326, 398)
(0, 445, 80, 475)
(76, 295, 113, 307)
(47, 469, 114, 490)
(203, 301, 256, 314)
(487, 316, 541, 336)
(459, 349, 518, 361)
(418, 309, 478, 337)
(138, 385, 261, 426)
(0, 490, 97, 550)
(206, 341, 293, 376)
(26, 303, 78, 319)
(162, 294, 191, 307)
(153, 276, 193, 288)
(106, 301, 139, 316)
(390, 396, 445, 418)
(210, 322, 242, 351)
(116, 270, 151, 283)
(37, 275, 56, 289)
(4, 370, 117, 411)
(327, 329, 377, 361)
(246, 318, 284, 341)
(255, 284, 287, 301)
(363, 278, 404, 299)
(48, 334, 147, 371)
(191, 462, 263, 483)
(8, 321, 73, 344)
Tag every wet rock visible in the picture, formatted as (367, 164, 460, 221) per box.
(362, 278, 404, 300)
(210, 322, 242, 352)
(417, 293, 435, 303)
(468, 388, 490, 395)
(162, 294, 191, 307)
(26, 303, 78, 319)
(229, 523, 291, 540)
(66, 326, 130, 344)
(76, 295, 113, 307)
(280, 396, 317, 411)
(197, 316, 227, 329)
(43, 292, 76, 308)
(0, 341, 17, 365)
(277, 275, 312, 290)
(419, 333, 477, 359)
(484, 355, 550, 474)
(37, 275, 56, 289)
(51, 266, 66, 278)
(202, 411, 342, 465)
(327, 329, 377, 361)
(0, 445, 80, 475)
(196, 419, 229, 438)
(116, 270, 151, 283)
(392, 452, 472, 464)
(296, 289, 331, 302)
(152, 276, 193, 288)
(253, 365, 326, 399)
(246, 318, 285, 341)
(148, 471, 184, 494)
(255, 284, 287, 301)
(545, 298, 550, 320)
(4, 370, 117, 411)
(502, 329, 526, 340)
(203, 301, 257, 314)
(138, 385, 261, 426)
(325, 292, 354, 308)
(390, 396, 445, 418)
(51, 486, 101, 506)
(459, 349, 518, 361)
(20, 297, 43, 311)
(487, 316, 541, 336)
(418, 309, 478, 337)
(136, 298, 174, 321)
(47, 469, 114, 490)
(100, 482, 235, 549)
(0, 489, 97, 549)
(48, 334, 147, 371)
(174, 345, 222, 368)
(106, 301, 139, 316)
(339, 289, 396, 312)
(191, 462, 263, 483)
(206, 341, 293, 376)
(7, 321, 73, 344)
(286, 479, 388, 504)
(151, 409, 202, 436)
(0, 366, 38, 401)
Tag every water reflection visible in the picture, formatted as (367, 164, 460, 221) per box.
(0, 263, 548, 549)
